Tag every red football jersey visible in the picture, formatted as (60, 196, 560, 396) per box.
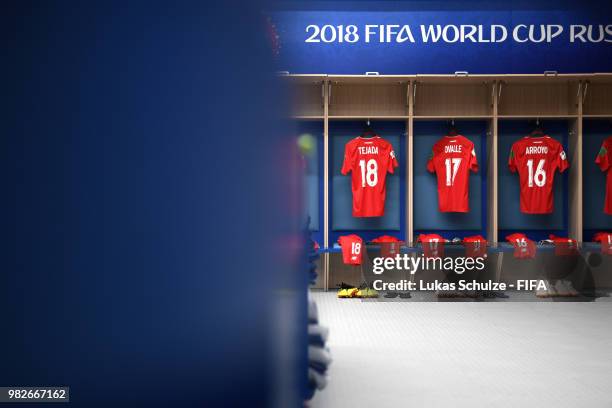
(418, 234, 445, 258)
(593, 232, 612, 255)
(463, 235, 487, 258)
(506, 233, 536, 259)
(371, 235, 402, 258)
(341, 136, 398, 217)
(595, 136, 612, 215)
(338, 234, 364, 265)
(508, 136, 569, 214)
(427, 135, 478, 212)
(548, 234, 578, 256)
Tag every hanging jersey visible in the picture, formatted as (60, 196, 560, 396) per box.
(508, 136, 569, 214)
(595, 136, 612, 215)
(341, 136, 398, 217)
(548, 234, 579, 256)
(593, 232, 612, 255)
(506, 233, 536, 259)
(463, 235, 488, 258)
(427, 135, 479, 212)
(418, 234, 446, 258)
(371, 235, 402, 258)
(338, 234, 364, 265)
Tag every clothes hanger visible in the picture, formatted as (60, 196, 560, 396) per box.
(530, 118, 544, 136)
(361, 119, 376, 138)
(447, 119, 458, 136)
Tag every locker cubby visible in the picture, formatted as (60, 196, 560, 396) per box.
(497, 120, 570, 241)
(289, 75, 325, 118)
(329, 120, 405, 242)
(328, 76, 410, 118)
(413, 76, 494, 118)
(582, 119, 612, 240)
(413, 120, 487, 240)
(583, 74, 612, 117)
(498, 75, 580, 118)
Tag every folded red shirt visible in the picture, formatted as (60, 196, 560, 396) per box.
(548, 234, 578, 256)
(338, 234, 364, 265)
(593, 232, 612, 255)
(371, 235, 402, 259)
(418, 234, 445, 258)
(506, 233, 536, 259)
(463, 235, 487, 258)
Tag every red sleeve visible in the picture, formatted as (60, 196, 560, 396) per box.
(388, 146, 399, 174)
(469, 145, 479, 173)
(508, 145, 517, 173)
(426, 149, 435, 173)
(341, 142, 353, 175)
(595, 141, 610, 172)
(505, 233, 520, 243)
(556, 143, 569, 173)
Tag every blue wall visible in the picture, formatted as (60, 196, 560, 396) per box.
(413, 121, 486, 239)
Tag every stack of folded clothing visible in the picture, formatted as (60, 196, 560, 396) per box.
(304, 219, 331, 400)
(306, 295, 331, 400)
(305, 217, 320, 285)
(308, 240, 319, 285)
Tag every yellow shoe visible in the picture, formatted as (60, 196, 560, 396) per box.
(364, 288, 379, 298)
(338, 288, 359, 298)
(356, 288, 379, 298)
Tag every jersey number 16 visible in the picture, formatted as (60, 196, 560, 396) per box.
(527, 159, 546, 187)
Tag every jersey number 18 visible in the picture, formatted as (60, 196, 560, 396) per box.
(359, 159, 378, 187)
